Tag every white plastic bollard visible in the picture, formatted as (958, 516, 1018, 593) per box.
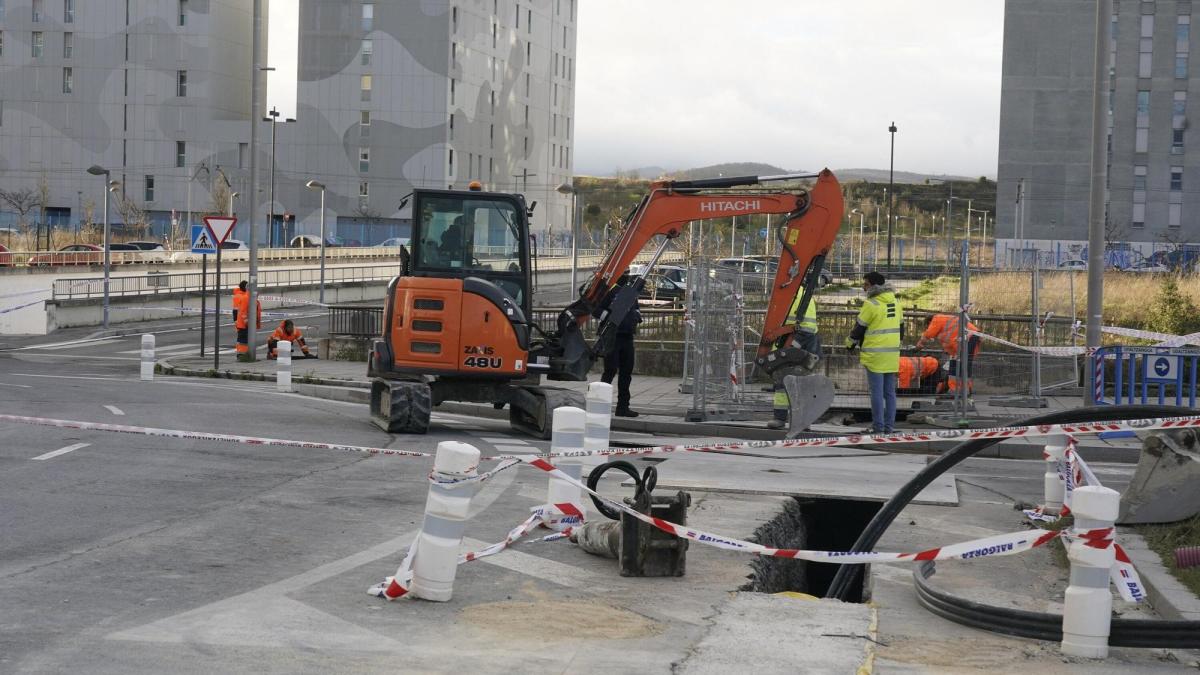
(1061, 485, 1120, 659)
(277, 340, 292, 392)
(1043, 436, 1068, 516)
(583, 382, 614, 472)
(140, 334, 155, 381)
(411, 440, 481, 602)
(546, 406, 586, 520)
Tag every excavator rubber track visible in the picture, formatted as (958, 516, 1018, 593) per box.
(508, 386, 586, 439)
(370, 378, 431, 434)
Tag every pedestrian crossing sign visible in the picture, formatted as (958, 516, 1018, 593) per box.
(191, 224, 218, 254)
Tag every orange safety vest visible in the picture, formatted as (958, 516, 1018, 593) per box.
(233, 292, 261, 329)
(898, 356, 939, 389)
(923, 314, 980, 358)
(270, 322, 304, 343)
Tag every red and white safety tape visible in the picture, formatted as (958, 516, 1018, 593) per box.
(259, 295, 332, 308)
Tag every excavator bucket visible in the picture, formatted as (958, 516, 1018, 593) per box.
(783, 373, 835, 438)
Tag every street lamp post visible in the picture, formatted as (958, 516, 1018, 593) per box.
(185, 161, 210, 246)
(850, 208, 865, 271)
(86, 165, 119, 328)
(887, 121, 898, 269)
(305, 180, 327, 304)
(228, 191, 240, 218)
(556, 182, 581, 296)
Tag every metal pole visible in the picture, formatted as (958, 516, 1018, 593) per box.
(730, 216, 736, 257)
(569, 192, 579, 295)
(887, 122, 897, 270)
(214, 247, 222, 369)
(318, 187, 327, 304)
(873, 205, 880, 264)
(1085, 0, 1112, 403)
(955, 241, 969, 417)
(1031, 263, 1042, 397)
(200, 254, 207, 356)
(857, 212, 865, 271)
(245, 0, 262, 362)
(102, 182, 110, 328)
(268, 110, 277, 247)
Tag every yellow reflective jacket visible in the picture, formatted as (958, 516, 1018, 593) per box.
(784, 294, 819, 334)
(855, 288, 902, 373)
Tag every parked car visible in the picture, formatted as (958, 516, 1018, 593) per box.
(1125, 260, 1170, 273)
(0, 242, 11, 267)
(642, 273, 685, 302)
(628, 263, 687, 290)
(108, 243, 140, 263)
(741, 254, 833, 287)
(376, 237, 411, 248)
(123, 240, 168, 263)
(29, 244, 103, 266)
(290, 234, 343, 248)
(1057, 259, 1087, 270)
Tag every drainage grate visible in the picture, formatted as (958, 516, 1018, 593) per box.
(741, 496, 881, 602)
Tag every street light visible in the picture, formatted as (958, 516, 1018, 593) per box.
(887, 121, 898, 269)
(555, 181, 581, 295)
(185, 161, 210, 246)
(228, 191, 240, 217)
(86, 165, 116, 328)
(305, 180, 328, 304)
(850, 208, 866, 271)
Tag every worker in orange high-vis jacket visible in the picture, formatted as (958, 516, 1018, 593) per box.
(267, 319, 316, 359)
(897, 355, 943, 394)
(916, 313, 981, 395)
(233, 280, 261, 359)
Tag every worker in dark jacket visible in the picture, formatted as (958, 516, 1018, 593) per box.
(600, 276, 642, 417)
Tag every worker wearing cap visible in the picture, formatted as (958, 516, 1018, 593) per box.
(267, 319, 315, 360)
(916, 313, 981, 394)
(769, 287, 823, 430)
(845, 271, 903, 433)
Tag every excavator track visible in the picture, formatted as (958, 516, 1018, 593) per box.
(370, 378, 431, 434)
(509, 386, 586, 439)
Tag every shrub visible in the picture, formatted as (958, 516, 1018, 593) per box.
(1147, 277, 1200, 335)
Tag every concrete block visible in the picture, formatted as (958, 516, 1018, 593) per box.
(1118, 429, 1200, 525)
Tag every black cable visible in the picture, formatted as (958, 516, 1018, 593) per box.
(824, 404, 1195, 601)
(585, 460, 657, 520)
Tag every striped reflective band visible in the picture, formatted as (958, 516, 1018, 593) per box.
(861, 346, 901, 353)
(865, 327, 901, 335)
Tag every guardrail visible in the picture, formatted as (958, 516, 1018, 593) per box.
(1090, 345, 1200, 406)
(329, 305, 384, 337)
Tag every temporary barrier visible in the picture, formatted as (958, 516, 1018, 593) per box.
(140, 334, 155, 381)
(277, 340, 292, 392)
(1090, 346, 1200, 407)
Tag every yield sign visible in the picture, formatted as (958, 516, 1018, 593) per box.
(203, 216, 238, 244)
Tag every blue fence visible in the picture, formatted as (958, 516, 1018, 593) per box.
(1091, 346, 1200, 406)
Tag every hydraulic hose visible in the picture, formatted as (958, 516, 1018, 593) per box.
(824, 404, 1195, 602)
(586, 460, 657, 521)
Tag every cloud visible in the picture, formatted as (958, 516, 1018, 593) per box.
(575, 0, 1003, 178)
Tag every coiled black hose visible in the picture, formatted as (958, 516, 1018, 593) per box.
(586, 460, 657, 520)
(825, 404, 1194, 602)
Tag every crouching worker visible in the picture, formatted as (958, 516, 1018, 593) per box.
(898, 355, 944, 395)
(267, 320, 316, 360)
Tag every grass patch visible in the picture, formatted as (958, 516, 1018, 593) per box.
(1028, 514, 1075, 570)
(895, 276, 957, 309)
(1129, 514, 1200, 599)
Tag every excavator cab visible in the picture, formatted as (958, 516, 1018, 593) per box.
(408, 188, 532, 315)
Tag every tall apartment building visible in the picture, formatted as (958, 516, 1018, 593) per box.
(998, 0, 1198, 265)
(0, 0, 577, 244)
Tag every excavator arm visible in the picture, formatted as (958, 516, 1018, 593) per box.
(543, 169, 844, 381)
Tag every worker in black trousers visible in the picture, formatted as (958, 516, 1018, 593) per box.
(601, 279, 642, 417)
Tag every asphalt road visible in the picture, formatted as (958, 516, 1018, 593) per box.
(0, 320, 1144, 672)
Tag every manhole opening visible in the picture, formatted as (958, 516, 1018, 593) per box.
(740, 496, 881, 603)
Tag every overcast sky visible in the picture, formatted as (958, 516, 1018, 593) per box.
(574, 1, 1004, 178)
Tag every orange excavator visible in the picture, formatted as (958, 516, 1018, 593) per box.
(368, 170, 844, 436)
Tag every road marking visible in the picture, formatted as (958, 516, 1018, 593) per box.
(480, 436, 528, 444)
(104, 405, 125, 416)
(11, 353, 141, 361)
(14, 373, 127, 381)
(494, 444, 538, 455)
(6, 336, 128, 351)
(31, 442, 90, 461)
(0, 382, 32, 388)
(118, 342, 196, 355)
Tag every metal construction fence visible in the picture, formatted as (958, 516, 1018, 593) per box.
(1090, 345, 1200, 407)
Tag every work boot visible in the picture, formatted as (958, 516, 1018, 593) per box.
(614, 407, 639, 418)
(767, 419, 787, 430)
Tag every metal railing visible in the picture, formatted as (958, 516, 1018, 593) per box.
(0, 245, 416, 268)
(328, 305, 384, 337)
(52, 264, 401, 299)
(1090, 345, 1200, 406)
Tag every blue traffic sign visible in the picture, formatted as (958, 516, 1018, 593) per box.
(191, 224, 217, 254)
(1144, 355, 1180, 382)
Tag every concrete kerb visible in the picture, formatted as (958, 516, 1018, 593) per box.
(1118, 533, 1200, 622)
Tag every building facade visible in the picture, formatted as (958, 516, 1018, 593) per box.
(998, 0, 1199, 266)
(0, 0, 576, 245)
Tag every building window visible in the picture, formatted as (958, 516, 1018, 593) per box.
(450, 78, 456, 105)
(0, 1, 5, 21)
(448, 149, 454, 176)
(31, 32, 43, 58)
(489, 123, 494, 148)
(1171, 167, 1184, 191)
(63, 32, 72, 58)
(1170, 203, 1183, 227)
(177, 70, 187, 97)
(527, 8, 532, 32)
(63, 0, 73, 23)
(452, 5, 458, 33)
(362, 3, 373, 32)
(524, 104, 528, 124)
(32, 0, 42, 22)
(145, 175, 155, 202)
(492, 22, 497, 48)
(361, 74, 372, 101)
(1132, 203, 1146, 227)
(0, 31, 4, 57)
(361, 110, 371, 127)
(1136, 127, 1149, 152)
(515, 3, 520, 28)
(1173, 128, 1185, 154)
(1179, 16, 1190, 47)
(179, 0, 187, 26)
(525, 72, 530, 96)
(1175, 91, 1187, 117)
(61, 67, 72, 93)
(361, 39, 372, 66)
(238, 143, 247, 169)
(359, 148, 369, 173)
(359, 181, 369, 198)
(176, 141, 186, 168)
(526, 41, 531, 65)
(1177, 56, 1188, 79)
(449, 112, 455, 140)
(489, 90, 495, 112)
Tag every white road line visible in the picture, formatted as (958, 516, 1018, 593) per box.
(11, 353, 141, 361)
(118, 343, 197, 355)
(21, 337, 126, 351)
(479, 436, 528, 444)
(0, 382, 33, 388)
(104, 405, 125, 416)
(31, 442, 91, 461)
(14, 373, 127, 381)
(494, 445, 537, 454)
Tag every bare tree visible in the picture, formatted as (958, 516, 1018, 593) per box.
(0, 188, 43, 229)
(113, 192, 148, 239)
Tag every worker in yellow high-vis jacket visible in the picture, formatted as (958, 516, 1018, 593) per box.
(769, 284, 823, 430)
(845, 271, 902, 433)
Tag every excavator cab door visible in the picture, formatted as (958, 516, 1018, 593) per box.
(409, 189, 533, 315)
